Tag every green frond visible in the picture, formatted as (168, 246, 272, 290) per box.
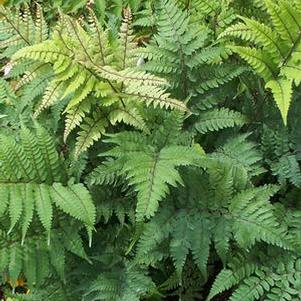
(156, 0, 189, 40)
(193, 0, 219, 16)
(75, 111, 108, 157)
(0, 78, 16, 105)
(207, 259, 258, 301)
(271, 154, 301, 187)
(0, 127, 95, 243)
(0, 181, 95, 244)
(228, 46, 276, 81)
(229, 185, 290, 249)
(171, 212, 211, 277)
(127, 145, 198, 221)
(0, 134, 34, 182)
(0, 4, 48, 57)
(64, 98, 91, 143)
(84, 263, 156, 301)
(187, 46, 231, 68)
(116, 8, 137, 70)
(195, 108, 247, 133)
(212, 255, 301, 301)
(123, 84, 189, 112)
(264, 0, 300, 44)
(51, 182, 96, 228)
(281, 46, 301, 84)
(35, 125, 63, 183)
(19, 127, 52, 183)
(196, 65, 248, 94)
(35, 183, 53, 239)
(0, 225, 88, 285)
(229, 272, 274, 301)
(102, 130, 201, 221)
(213, 217, 232, 264)
(136, 205, 173, 265)
(220, 19, 285, 60)
(34, 80, 64, 118)
(109, 105, 149, 133)
(210, 134, 264, 179)
(223, 0, 301, 125)
(266, 78, 293, 125)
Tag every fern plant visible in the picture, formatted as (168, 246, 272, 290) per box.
(1, 1, 301, 300)
(135, 140, 290, 279)
(208, 253, 301, 301)
(221, 0, 301, 124)
(89, 112, 201, 221)
(10, 6, 188, 157)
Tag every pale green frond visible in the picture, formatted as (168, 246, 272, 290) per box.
(64, 98, 91, 143)
(75, 111, 107, 157)
(109, 105, 149, 133)
(123, 84, 189, 112)
(264, 0, 300, 44)
(117, 8, 137, 69)
(266, 78, 293, 125)
(229, 46, 276, 81)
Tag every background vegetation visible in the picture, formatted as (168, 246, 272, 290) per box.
(0, 0, 301, 300)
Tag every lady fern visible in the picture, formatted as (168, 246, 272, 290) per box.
(0, 1, 301, 300)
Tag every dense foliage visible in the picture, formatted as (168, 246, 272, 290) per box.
(0, 0, 301, 300)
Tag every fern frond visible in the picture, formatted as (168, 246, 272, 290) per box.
(0, 182, 95, 244)
(123, 84, 189, 112)
(34, 80, 64, 118)
(222, 0, 301, 124)
(228, 46, 276, 81)
(195, 108, 247, 133)
(84, 263, 156, 301)
(117, 7, 137, 70)
(264, 0, 298, 44)
(171, 211, 211, 277)
(220, 19, 285, 60)
(156, 0, 189, 40)
(127, 145, 198, 221)
(207, 259, 258, 301)
(87, 158, 123, 186)
(266, 78, 293, 125)
(64, 98, 91, 143)
(210, 134, 264, 179)
(109, 105, 149, 133)
(229, 185, 290, 249)
(211, 255, 301, 301)
(51, 183, 96, 227)
(0, 4, 48, 57)
(0, 127, 95, 243)
(35, 125, 63, 183)
(75, 111, 107, 157)
(271, 154, 301, 187)
(0, 78, 16, 105)
(196, 65, 248, 94)
(103, 131, 201, 221)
